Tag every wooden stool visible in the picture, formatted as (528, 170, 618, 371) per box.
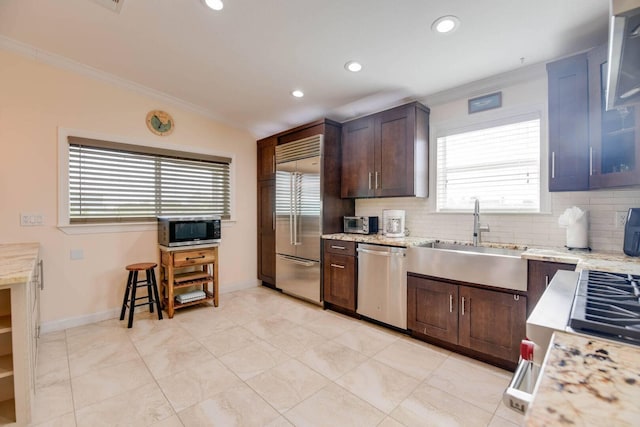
(120, 262, 163, 328)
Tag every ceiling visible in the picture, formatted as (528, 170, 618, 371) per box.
(0, 0, 609, 138)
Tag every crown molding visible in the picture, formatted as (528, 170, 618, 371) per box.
(421, 62, 547, 107)
(0, 34, 235, 126)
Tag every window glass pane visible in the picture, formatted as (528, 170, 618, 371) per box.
(69, 140, 231, 223)
(436, 118, 540, 212)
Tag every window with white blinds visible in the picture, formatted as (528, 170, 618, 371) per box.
(436, 117, 541, 212)
(68, 137, 231, 223)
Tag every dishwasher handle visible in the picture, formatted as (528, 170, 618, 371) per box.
(356, 248, 406, 257)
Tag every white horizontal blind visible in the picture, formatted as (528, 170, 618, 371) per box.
(69, 140, 231, 223)
(436, 118, 540, 212)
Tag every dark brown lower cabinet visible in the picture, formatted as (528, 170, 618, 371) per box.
(408, 274, 526, 365)
(527, 260, 575, 316)
(257, 180, 275, 286)
(323, 240, 357, 312)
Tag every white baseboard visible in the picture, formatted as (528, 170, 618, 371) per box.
(220, 279, 260, 293)
(39, 278, 261, 334)
(40, 308, 121, 334)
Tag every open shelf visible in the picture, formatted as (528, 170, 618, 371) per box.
(0, 317, 10, 335)
(0, 398, 15, 424)
(163, 274, 213, 290)
(163, 290, 214, 310)
(0, 355, 13, 379)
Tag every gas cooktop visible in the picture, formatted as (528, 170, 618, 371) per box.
(569, 270, 640, 346)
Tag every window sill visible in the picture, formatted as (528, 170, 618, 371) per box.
(57, 219, 236, 235)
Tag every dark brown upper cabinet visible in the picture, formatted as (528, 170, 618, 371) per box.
(547, 47, 640, 192)
(588, 45, 640, 189)
(341, 102, 429, 198)
(547, 53, 590, 191)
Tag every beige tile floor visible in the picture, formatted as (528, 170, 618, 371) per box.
(29, 286, 524, 427)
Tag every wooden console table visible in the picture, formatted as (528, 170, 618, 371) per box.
(158, 245, 219, 318)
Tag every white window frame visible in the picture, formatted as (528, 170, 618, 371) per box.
(431, 108, 550, 214)
(57, 127, 236, 234)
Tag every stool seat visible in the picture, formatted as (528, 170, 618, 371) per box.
(126, 262, 157, 271)
(120, 262, 162, 328)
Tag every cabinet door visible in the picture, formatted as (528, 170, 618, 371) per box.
(257, 137, 276, 181)
(323, 253, 356, 311)
(407, 275, 458, 345)
(588, 45, 640, 188)
(458, 286, 526, 363)
(527, 260, 574, 316)
(257, 180, 276, 285)
(341, 116, 375, 198)
(375, 105, 415, 197)
(547, 53, 590, 191)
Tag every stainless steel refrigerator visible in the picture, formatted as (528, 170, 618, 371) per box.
(275, 135, 323, 304)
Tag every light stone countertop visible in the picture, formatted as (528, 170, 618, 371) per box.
(521, 247, 640, 275)
(321, 233, 435, 248)
(0, 242, 40, 286)
(525, 331, 640, 426)
(322, 233, 640, 274)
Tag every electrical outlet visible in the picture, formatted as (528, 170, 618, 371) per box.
(615, 211, 628, 228)
(70, 249, 84, 260)
(20, 213, 44, 226)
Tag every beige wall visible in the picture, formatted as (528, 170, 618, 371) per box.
(0, 49, 258, 329)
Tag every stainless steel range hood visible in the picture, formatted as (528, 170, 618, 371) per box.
(606, 0, 640, 110)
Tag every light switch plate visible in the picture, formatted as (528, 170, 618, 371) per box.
(20, 213, 44, 226)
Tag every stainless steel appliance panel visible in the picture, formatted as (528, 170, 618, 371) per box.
(275, 135, 323, 304)
(276, 254, 321, 303)
(357, 243, 407, 329)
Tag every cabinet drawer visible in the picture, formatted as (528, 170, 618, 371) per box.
(173, 249, 216, 267)
(325, 240, 356, 256)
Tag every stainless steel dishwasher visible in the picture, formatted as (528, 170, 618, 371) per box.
(356, 243, 407, 329)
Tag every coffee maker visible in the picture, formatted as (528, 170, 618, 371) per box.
(382, 210, 405, 237)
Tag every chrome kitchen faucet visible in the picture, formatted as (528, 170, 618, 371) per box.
(473, 199, 490, 246)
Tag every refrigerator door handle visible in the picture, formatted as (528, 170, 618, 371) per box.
(289, 173, 294, 245)
(294, 172, 302, 246)
(277, 254, 317, 267)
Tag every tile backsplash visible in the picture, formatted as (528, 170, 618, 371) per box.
(356, 188, 640, 253)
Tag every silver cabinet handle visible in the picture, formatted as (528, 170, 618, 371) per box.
(368, 172, 372, 190)
(449, 294, 453, 313)
(331, 245, 346, 250)
(461, 296, 466, 316)
(589, 146, 593, 176)
(375, 171, 379, 189)
(330, 263, 345, 269)
(272, 211, 275, 231)
(551, 151, 555, 179)
(544, 275, 549, 288)
(38, 259, 44, 290)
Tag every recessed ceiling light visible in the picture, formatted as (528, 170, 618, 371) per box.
(344, 61, 363, 72)
(291, 90, 304, 98)
(202, 0, 223, 11)
(431, 15, 460, 34)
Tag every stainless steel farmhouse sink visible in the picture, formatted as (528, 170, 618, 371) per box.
(408, 243, 527, 291)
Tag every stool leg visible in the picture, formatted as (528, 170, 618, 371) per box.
(127, 271, 138, 328)
(146, 269, 154, 314)
(150, 268, 163, 320)
(120, 271, 133, 321)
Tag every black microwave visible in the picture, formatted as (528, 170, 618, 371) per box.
(158, 215, 221, 247)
